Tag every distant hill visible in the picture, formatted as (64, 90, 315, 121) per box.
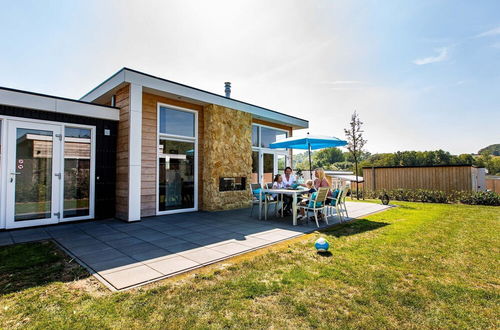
(478, 144, 500, 156)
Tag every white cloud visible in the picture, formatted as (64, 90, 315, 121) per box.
(413, 47, 448, 65)
(475, 26, 500, 38)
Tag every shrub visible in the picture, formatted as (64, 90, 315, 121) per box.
(366, 189, 500, 206)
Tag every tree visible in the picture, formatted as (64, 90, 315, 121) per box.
(313, 148, 345, 168)
(344, 111, 367, 199)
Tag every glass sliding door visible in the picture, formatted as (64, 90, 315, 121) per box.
(157, 104, 198, 214)
(63, 127, 92, 218)
(158, 139, 195, 211)
(6, 121, 61, 228)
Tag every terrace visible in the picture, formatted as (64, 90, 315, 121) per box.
(0, 201, 389, 290)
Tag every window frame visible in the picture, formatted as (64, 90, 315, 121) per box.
(156, 103, 198, 215)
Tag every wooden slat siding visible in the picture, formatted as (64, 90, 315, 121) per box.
(141, 92, 204, 217)
(114, 84, 130, 220)
(363, 166, 475, 192)
(486, 178, 500, 193)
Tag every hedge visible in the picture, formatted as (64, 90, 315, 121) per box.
(365, 189, 500, 206)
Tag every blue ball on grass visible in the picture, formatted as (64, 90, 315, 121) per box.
(314, 237, 330, 252)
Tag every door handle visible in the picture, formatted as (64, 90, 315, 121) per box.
(10, 172, 21, 175)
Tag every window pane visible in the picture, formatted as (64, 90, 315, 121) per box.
(252, 151, 259, 184)
(158, 139, 195, 211)
(252, 125, 259, 147)
(15, 129, 53, 221)
(159, 106, 195, 137)
(64, 128, 91, 218)
(263, 153, 274, 184)
(260, 127, 287, 148)
(277, 154, 286, 173)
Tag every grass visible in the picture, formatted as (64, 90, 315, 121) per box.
(1, 202, 499, 329)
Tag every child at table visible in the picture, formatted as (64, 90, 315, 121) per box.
(272, 174, 293, 214)
(297, 180, 316, 220)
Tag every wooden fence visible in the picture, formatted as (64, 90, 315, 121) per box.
(486, 178, 500, 193)
(363, 165, 474, 192)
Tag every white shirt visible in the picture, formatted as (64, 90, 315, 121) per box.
(282, 174, 296, 187)
(272, 181, 284, 198)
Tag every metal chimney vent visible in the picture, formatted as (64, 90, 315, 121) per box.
(224, 82, 231, 98)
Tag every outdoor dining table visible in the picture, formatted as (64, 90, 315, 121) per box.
(259, 187, 309, 226)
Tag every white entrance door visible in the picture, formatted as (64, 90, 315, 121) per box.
(5, 120, 62, 229)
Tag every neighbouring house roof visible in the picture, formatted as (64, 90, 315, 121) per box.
(80, 67, 309, 129)
(0, 86, 120, 121)
(362, 164, 482, 169)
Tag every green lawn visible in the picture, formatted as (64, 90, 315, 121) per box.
(1, 202, 499, 329)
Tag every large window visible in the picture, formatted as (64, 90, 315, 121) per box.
(251, 124, 289, 184)
(158, 105, 197, 213)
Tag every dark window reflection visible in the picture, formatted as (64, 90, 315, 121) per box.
(14, 129, 53, 221)
(64, 128, 91, 218)
(260, 127, 287, 148)
(158, 140, 195, 211)
(159, 107, 195, 137)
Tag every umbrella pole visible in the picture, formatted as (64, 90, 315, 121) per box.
(308, 143, 313, 179)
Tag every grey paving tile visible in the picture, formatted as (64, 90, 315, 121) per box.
(56, 236, 102, 248)
(101, 265, 163, 290)
(118, 242, 159, 254)
(128, 248, 172, 262)
(92, 232, 130, 242)
(130, 231, 170, 242)
(9, 228, 48, 237)
(233, 236, 271, 248)
(106, 237, 144, 249)
(165, 242, 200, 254)
(69, 242, 114, 256)
(179, 247, 228, 264)
(157, 228, 195, 236)
(180, 232, 215, 242)
(78, 248, 128, 265)
(0, 237, 14, 246)
(210, 242, 250, 255)
(146, 255, 199, 275)
(188, 236, 230, 247)
(11, 232, 51, 243)
(149, 237, 190, 249)
(87, 256, 140, 274)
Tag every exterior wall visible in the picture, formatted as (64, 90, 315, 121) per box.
(141, 92, 204, 217)
(115, 85, 130, 219)
(363, 166, 474, 192)
(203, 104, 253, 211)
(486, 177, 500, 193)
(0, 104, 118, 219)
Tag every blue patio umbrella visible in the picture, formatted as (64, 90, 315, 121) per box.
(269, 132, 347, 177)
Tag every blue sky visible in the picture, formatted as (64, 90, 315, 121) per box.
(0, 0, 498, 154)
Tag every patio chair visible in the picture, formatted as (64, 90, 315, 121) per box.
(326, 186, 349, 222)
(249, 183, 262, 217)
(250, 183, 281, 219)
(298, 187, 329, 228)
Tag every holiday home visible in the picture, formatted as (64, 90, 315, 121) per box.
(0, 68, 308, 229)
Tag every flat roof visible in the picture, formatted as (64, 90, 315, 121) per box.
(0, 86, 120, 121)
(80, 67, 309, 129)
